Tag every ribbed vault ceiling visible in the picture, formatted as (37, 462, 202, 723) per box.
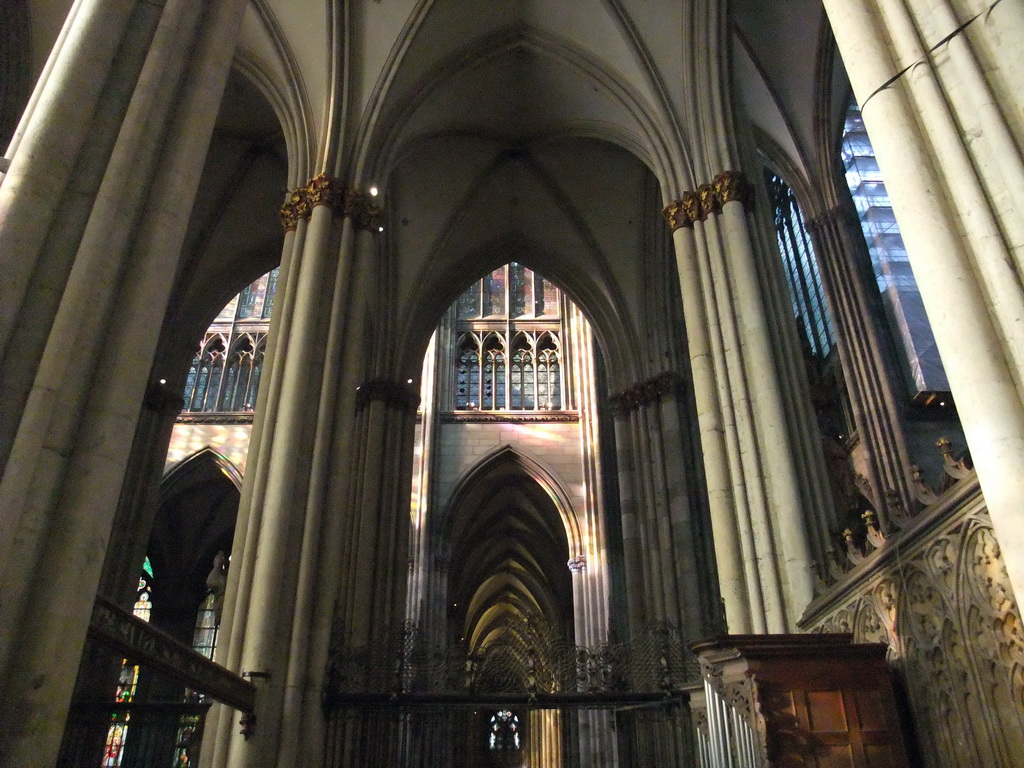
(446, 457, 573, 661)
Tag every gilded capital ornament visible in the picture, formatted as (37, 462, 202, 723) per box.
(279, 186, 310, 232)
(307, 172, 344, 208)
(697, 183, 720, 219)
(662, 199, 688, 231)
(713, 170, 753, 209)
(662, 191, 701, 231)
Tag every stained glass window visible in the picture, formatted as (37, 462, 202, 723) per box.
(481, 336, 505, 410)
(102, 564, 153, 767)
(262, 268, 279, 318)
(764, 171, 833, 362)
(450, 264, 565, 411)
(488, 710, 521, 751)
(510, 263, 529, 317)
(484, 267, 506, 316)
(535, 276, 558, 316)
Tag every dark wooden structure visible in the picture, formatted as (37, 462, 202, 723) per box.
(690, 634, 912, 768)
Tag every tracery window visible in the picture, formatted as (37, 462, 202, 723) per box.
(764, 169, 849, 442)
(841, 102, 949, 400)
(181, 268, 277, 414)
(452, 264, 564, 411)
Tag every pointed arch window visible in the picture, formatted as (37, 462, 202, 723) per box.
(456, 333, 482, 409)
(181, 268, 278, 415)
(481, 334, 506, 410)
(184, 335, 226, 412)
(537, 333, 561, 409)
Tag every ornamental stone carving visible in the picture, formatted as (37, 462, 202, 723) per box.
(279, 186, 310, 231)
(661, 171, 752, 231)
(608, 371, 686, 415)
(279, 176, 382, 232)
(801, 486, 1024, 768)
(713, 170, 754, 208)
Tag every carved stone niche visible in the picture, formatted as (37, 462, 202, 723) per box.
(690, 634, 912, 768)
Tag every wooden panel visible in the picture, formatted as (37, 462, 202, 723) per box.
(807, 690, 848, 733)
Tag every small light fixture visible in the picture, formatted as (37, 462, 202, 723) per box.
(378, 225, 384, 232)
(159, 378, 166, 385)
(407, 378, 413, 384)
(369, 186, 379, 197)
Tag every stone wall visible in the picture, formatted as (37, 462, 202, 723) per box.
(800, 475, 1024, 768)
(432, 419, 584, 512)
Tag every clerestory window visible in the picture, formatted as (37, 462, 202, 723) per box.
(453, 264, 563, 411)
(764, 170, 834, 364)
(841, 102, 949, 403)
(181, 268, 277, 414)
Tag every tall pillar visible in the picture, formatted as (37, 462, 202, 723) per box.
(805, 203, 915, 522)
(0, 0, 248, 764)
(610, 372, 718, 639)
(824, 0, 1024, 604)
(664, 172, 825, 632)
(669, 218, 753, 633)
(215, 179, 385, 768)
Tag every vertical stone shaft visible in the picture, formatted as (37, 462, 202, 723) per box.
(671, 225, 751, 633)
(824, 0, 1024, 605)
(0, 0, 247, 763)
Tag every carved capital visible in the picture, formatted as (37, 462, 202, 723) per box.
(307, 172, 344, 208)
(281, 176, 383, 232)
(342, 188, 383, 231)
(662, 199, 686, 230)
(713, 170, 754, 208)
(279, 185, 311, 232)
(662, 172, 751, 231)
(609, 371, 687, 414)
(662, 192, 700, 231)
(697, 183, 720, 218)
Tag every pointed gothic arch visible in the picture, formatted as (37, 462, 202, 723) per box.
(440, 446, 576, 644)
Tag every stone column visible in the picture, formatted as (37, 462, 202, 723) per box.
(610, 372, 717, 639)
(205, 199, 308, 768)
(215, 180, 384, 768)
(324, 380, 419, 767)
(664, 172, 824, 632)
(668, 219, 752, 633)
(824, 0, 1024, 604)
(564, 304, 617, 767)
(0, 0, 248, 763)
(805, 203, 914, 521)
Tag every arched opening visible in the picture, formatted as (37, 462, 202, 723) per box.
(444, 449, 574, 768)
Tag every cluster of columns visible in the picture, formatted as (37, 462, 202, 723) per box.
(804, 202, 916, 525)
(0, 1, 249, 765)
(664, 171, 836, 635)
(822, 0, 1024, 605)
(206, 172, 424, 768)
(608, 370, 715, 768)
(610, 371, 718, 639)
